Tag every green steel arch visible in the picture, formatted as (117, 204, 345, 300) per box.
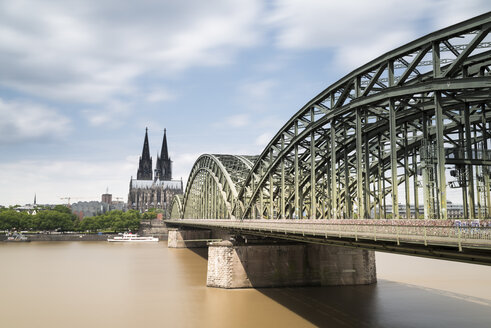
(172, 13, 491, 221)
(170, 194, 183, 219)
(235, 12, 491, 221)
(180, 154, 257, 219)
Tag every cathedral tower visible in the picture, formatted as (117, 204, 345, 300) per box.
(128, 127, 182, 215)
(137, 128, 153, 180)
(155, 129, 172, 181)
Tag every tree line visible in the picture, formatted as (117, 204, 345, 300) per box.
(0, 206, 160, 233)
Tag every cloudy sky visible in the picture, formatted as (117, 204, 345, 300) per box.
(0, 0, 489, 206)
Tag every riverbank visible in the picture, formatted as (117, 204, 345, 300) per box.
(139, 219, 169, 240)
(0, 234, 111, 241)
(1, 232, 168, 242)
(0, 219, 171, 242)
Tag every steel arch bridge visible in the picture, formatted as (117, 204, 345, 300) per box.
(171, 13, 491, 223)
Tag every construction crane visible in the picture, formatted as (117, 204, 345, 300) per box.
(60, 197, 71, 206)
(59, 196, 94, 206)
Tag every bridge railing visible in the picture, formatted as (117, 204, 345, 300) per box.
(167, 219, 491, 249)
(241, 221, 491, 241)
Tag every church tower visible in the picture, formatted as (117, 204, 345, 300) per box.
(155, 129, 172, 181)
(137, 128, 153, 180)
(128, 127, 182, 215)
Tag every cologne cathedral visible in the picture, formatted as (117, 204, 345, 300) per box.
(127, 128, 183, 216)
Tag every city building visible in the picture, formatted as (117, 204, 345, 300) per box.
(72, 191, 126, 219)
(127, 128, 183, 216)
(382, 202, 465, 219)
(14, 194, 40, 215)
(71, 201, 107, 218)
(101, 192, 112, 204)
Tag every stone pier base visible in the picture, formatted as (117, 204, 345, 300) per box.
(206, 242, 376, 288)
(167, 229, 211, 248)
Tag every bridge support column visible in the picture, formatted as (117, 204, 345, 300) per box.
(206, 242, 376, 288)
(167, 228, 211, 248)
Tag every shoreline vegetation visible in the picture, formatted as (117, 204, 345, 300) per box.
(0, 205, 162, 234)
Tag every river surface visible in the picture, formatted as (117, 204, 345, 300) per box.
(1, 242, 490, 328)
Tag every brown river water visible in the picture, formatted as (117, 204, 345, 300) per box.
(1, 242, 490, 328)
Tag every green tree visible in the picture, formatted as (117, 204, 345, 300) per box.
(79, 216, 101, 232)
(142, 210, 157, 220)
(0, 209, 22, 230)
(17, 212, 32, 230)
(53, 205, 72, 215)
(35, 210, 74, 231)
(74, 210, 141, 233)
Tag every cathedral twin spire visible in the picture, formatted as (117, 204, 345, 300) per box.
(156, 128, 172, 181)
(136, 128, 172, 181)
(136, 128, 152, 180)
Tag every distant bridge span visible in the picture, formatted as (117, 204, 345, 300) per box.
(168, 13, 491, 265)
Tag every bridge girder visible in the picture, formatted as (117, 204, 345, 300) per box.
(170, 194, 183, 219)
(180, 154, 257, 219)
(171, 13, 491, 221)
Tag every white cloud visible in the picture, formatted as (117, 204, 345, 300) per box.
(225, 114, 250, 128)
(236, 79, 279, 113)
(255, 132, 274, 147)
(0, 0, 264, 123)
(432, 1, 491, 29)
(269, 1, 422, 48)
(335, 31, 415, 71)
(268, 0, 491, 69)
(211, 114, 251, 129)
(0, 98, 71, 144)
(0, 158, 136, 206)
(82, 100, 133, 127)
(240, 79, 277, 100)
(257, 115, 286, 131)
(171, 152, 202, 184)
(145, 89, 176, 103)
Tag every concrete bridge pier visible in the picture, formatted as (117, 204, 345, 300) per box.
(206, 241, 376, 288)
(167, 228, 211, 248)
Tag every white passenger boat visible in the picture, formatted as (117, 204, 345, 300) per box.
(107, 233, 159, 242)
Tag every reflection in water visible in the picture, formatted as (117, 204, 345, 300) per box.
(0, 242, 490, 328)
(258, 281, 491, 327)
(376, 252, 491, 301)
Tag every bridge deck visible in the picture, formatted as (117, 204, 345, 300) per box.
(164, 219, 491, 265)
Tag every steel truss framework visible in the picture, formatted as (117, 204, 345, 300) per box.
(176, 154, 257, 219)
(172, 13, 491, 221)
